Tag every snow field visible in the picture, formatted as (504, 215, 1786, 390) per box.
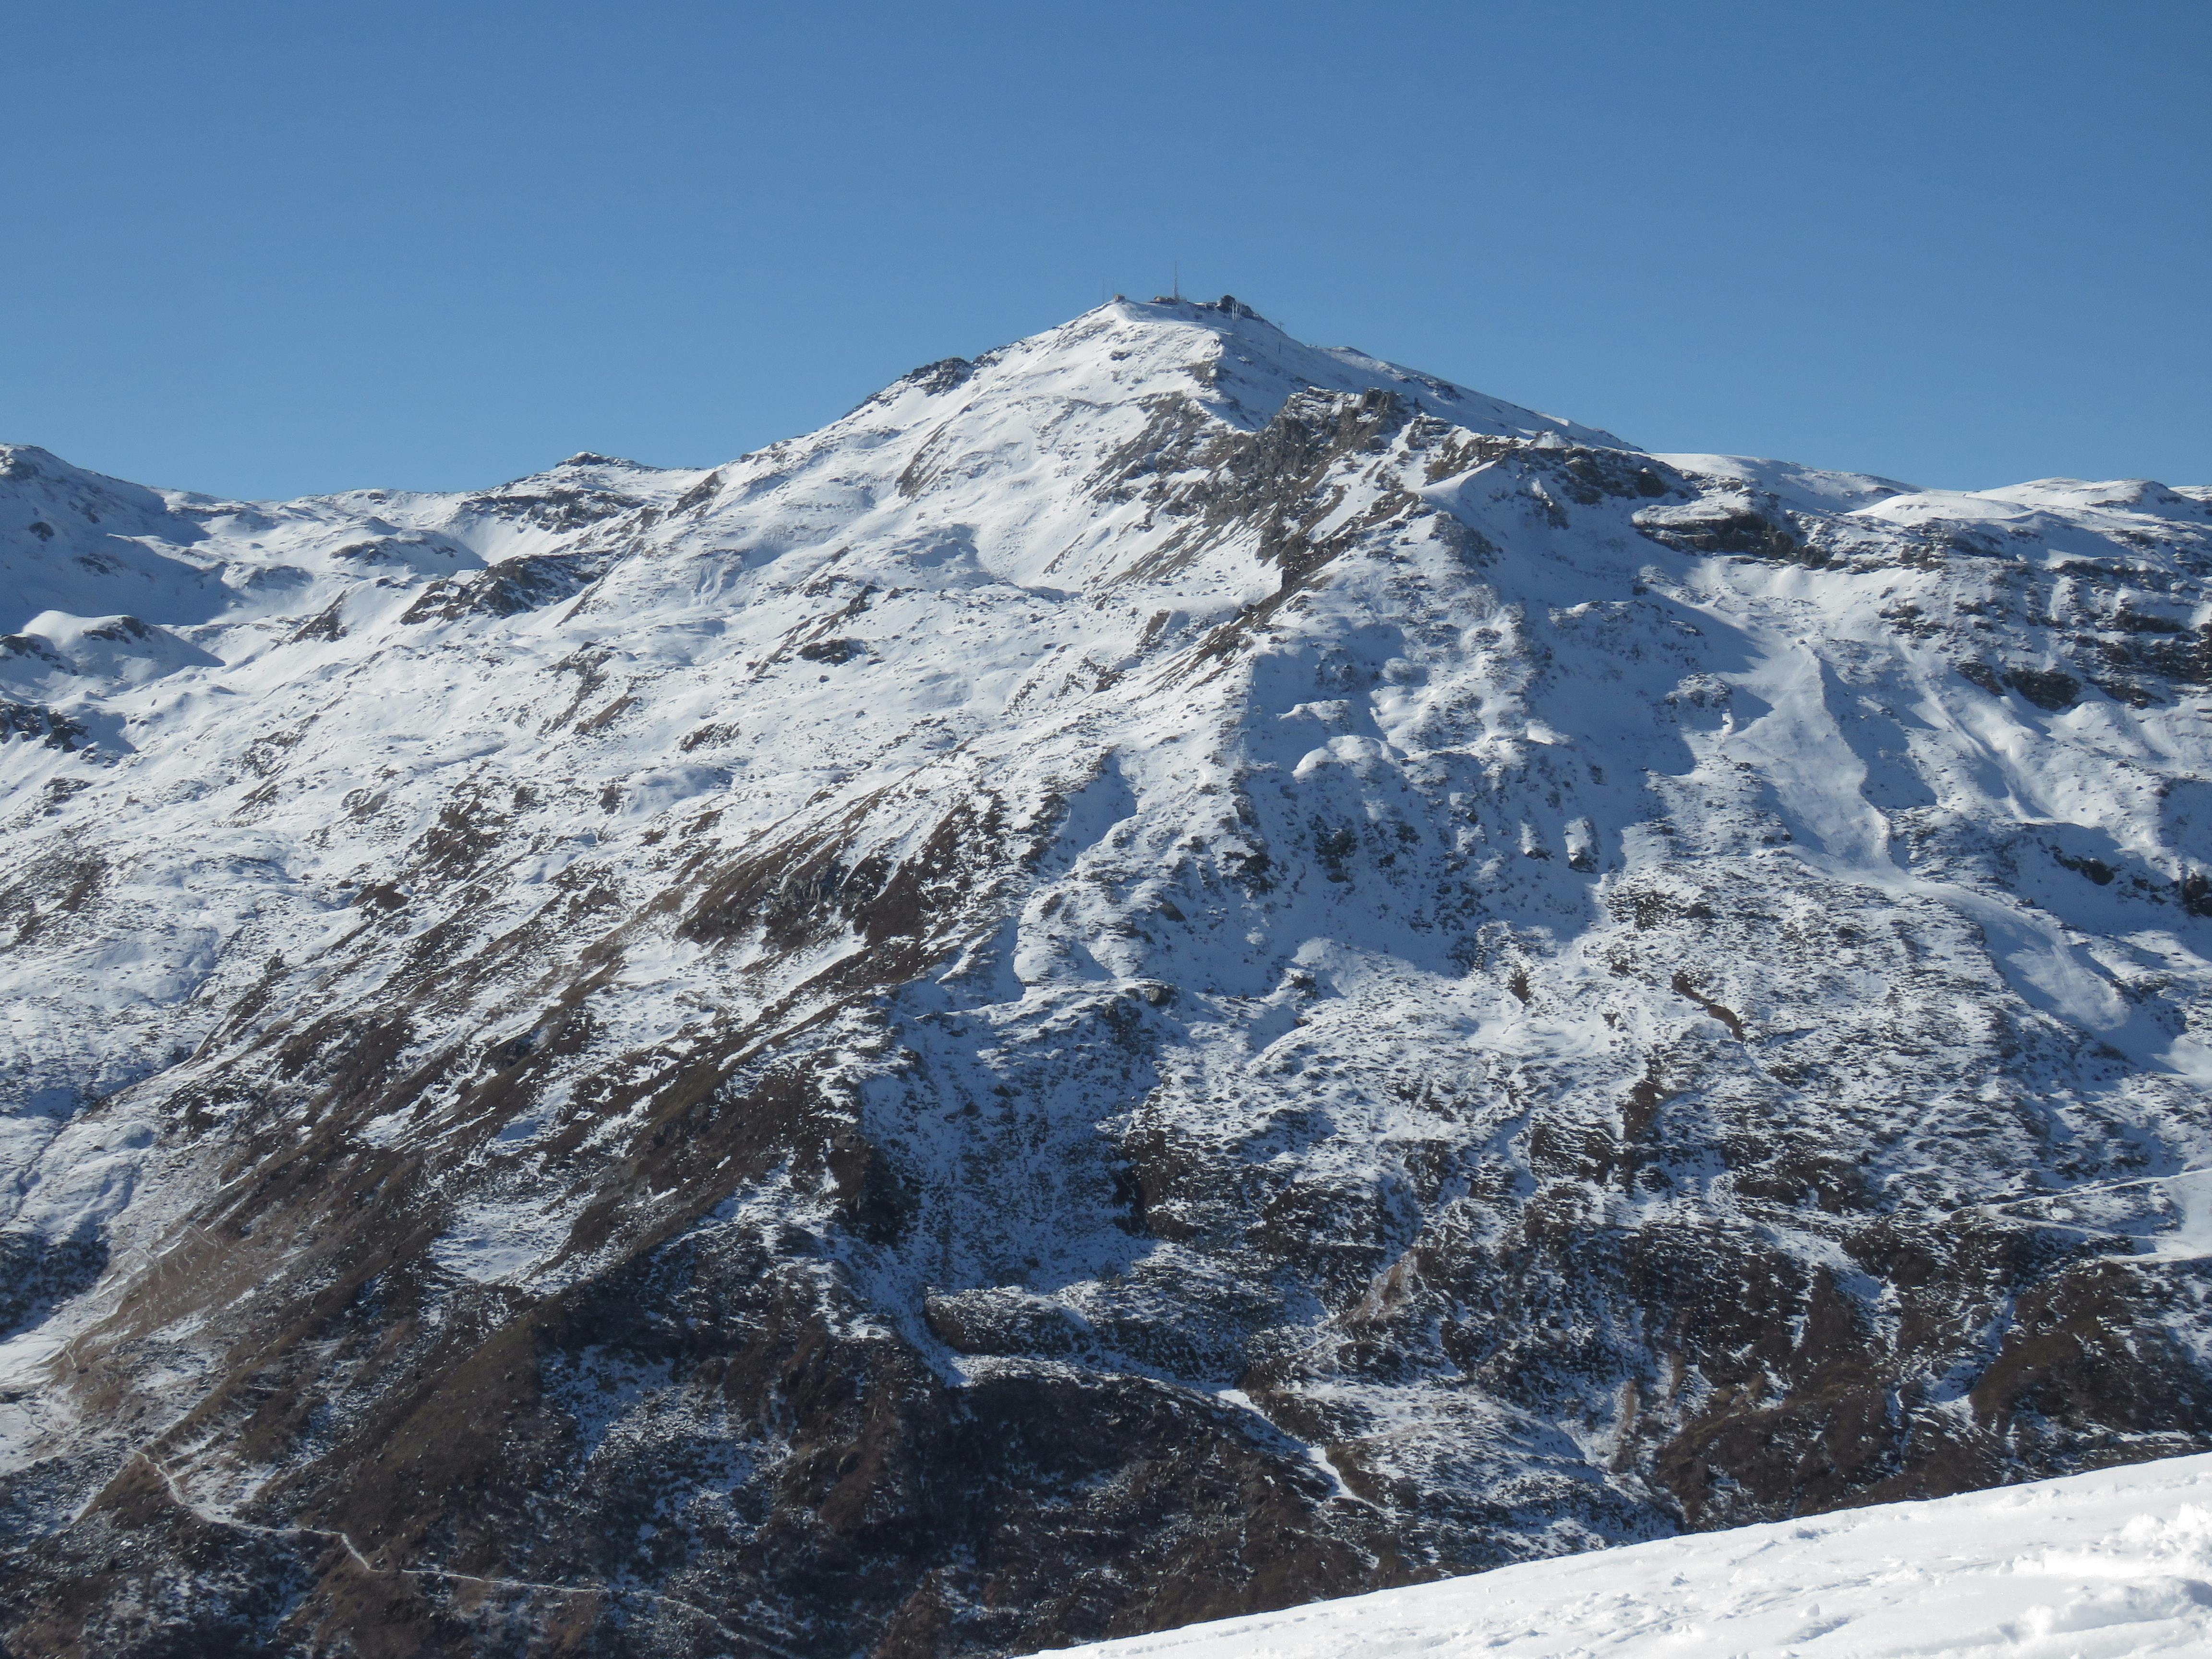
(1041, 1453, 2212, 1659)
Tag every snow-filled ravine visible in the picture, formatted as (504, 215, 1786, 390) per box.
(4, 295, 2212, 1656)
(1042, 1451, 2212, 1659)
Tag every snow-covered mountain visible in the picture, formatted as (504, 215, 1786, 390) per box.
(1047, 1450, 2212, 1659)
(3, 296, 2212, 1657)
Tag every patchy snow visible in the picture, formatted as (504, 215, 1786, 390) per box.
(7, 295, 2212, 1647)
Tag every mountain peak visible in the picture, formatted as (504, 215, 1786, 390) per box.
(5, 304, 2212, 1657)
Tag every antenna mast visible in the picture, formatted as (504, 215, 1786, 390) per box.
(1173, 259, 1180, 302)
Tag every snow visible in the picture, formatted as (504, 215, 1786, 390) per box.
(7, 294, 2212, 1630)
(1040, 1453, 2212, 1659)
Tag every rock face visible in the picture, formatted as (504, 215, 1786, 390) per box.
(3, 297, 2212, 1656)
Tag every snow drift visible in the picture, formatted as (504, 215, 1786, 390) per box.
(1046, 1451, 2212, 1659)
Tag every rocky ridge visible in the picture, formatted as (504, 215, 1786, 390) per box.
(3, 297, 2212, 1656)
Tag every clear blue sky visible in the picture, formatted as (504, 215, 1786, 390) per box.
(6, 1, 2206, 500)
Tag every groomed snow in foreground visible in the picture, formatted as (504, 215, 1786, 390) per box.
(1042, 1453, 2212, 1659)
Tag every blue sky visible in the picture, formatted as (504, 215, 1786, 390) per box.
(6, 1, 2206, 499)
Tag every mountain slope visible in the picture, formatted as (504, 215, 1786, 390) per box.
(3, 297, 2212, 1657)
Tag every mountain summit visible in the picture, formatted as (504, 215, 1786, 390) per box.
(5, 300, 2212, 1656)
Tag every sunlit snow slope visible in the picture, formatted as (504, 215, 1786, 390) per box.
(1047, 1451, 2212, 1659)
(4, 296, 2212, 1657)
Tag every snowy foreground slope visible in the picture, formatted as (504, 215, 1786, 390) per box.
(4, 297, 2212, 1655)
(1050, 1452, 2212, 1659)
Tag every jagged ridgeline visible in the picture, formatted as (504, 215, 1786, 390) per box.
(4, 298, 2212, 1657)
